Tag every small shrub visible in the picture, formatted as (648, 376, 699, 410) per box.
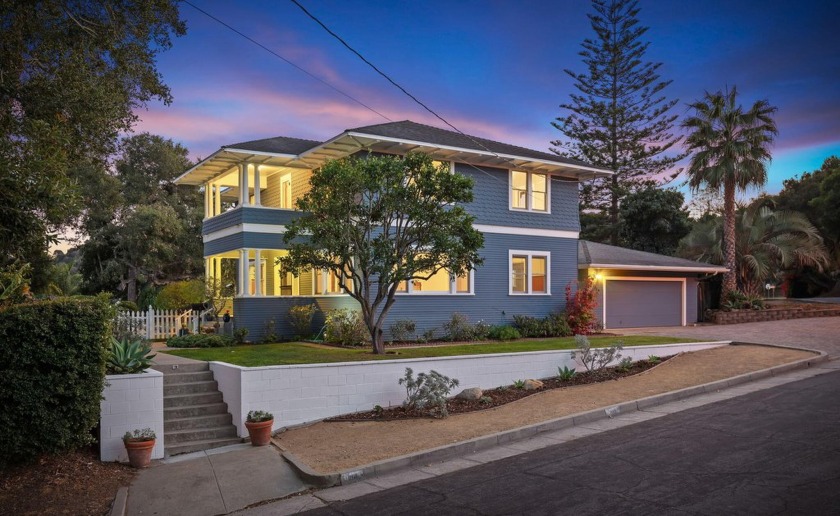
(107, 337, 156, 375)
(479, 396, 492, 405)
(421, 328, 437, 342)
(288, 303, 317, 338)
(123, 428, 156, 442)
(324, 308, 367, 346)
(488, 325, 521, 341)
(557, 366, 577, 381)
(233, 327, 249, 344)
(565, 278, 599, 335)
(262, 319, 280, 343)
(512, 379, 526, 389)
(246, 410, 274, 422)
(390, 319, 416, 342)
(571, 335, 623, 371)
(117, 300, 139, 312)
(166, 334, 233, 348)
(616, 357, 633, 372)
(442, 312, 473, 341)
(648, 355, 661, 364)
(512, 313, 572, 338)
(399, 367, 459, 418)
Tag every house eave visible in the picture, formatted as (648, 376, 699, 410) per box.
(580, 263, 729, 274)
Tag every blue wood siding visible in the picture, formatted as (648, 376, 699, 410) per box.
(203, 207, 302, 236)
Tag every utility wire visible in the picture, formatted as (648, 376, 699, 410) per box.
(181, 0, 392, 122)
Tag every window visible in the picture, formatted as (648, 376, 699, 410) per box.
(509, 251, 550, 295)
(396, 269, 473, 295)
(510, 171, 549, 212)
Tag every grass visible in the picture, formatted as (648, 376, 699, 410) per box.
(164, 335, 696, 367)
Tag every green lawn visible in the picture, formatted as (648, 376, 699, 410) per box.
(163, 335, 695, 367)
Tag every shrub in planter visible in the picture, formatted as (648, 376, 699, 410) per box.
(245, 410, 274, 446)
(512, 313, 572, 337)
(487, 325, 521, 341)
(399, 368, 459, 418)
(123, 428, 156, 468)
(165, 334, 233, 348)
(0, 295, 113, 467)
(324, 308, 367, 346)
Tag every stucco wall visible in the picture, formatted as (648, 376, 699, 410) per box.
(100, 370, 164, 462)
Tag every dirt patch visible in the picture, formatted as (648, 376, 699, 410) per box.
(0, 448, 136, 516)
(274, 345, 813, 473)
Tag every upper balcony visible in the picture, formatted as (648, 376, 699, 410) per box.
(202, 206, 303, 236)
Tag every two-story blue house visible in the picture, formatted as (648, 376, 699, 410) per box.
(175, 121, 724, 340)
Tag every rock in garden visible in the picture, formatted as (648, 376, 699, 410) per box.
(523, 379, 544, 390)
(456, 387, 483, 400)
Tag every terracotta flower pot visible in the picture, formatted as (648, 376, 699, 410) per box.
(245, 419, 274, 446)
(124, 439, 156, 468)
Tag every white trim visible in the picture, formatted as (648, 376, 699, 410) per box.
(508, 170, 551, 214)
(508, 250, 551, 295)
(221, 147, 298, 158)
(601, 276, 687, 329)
(473, 224, 578, 239)
(583, 263, 727, 273)
(203, 224, 288, 243)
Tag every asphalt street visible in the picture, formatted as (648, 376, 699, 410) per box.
(304, 369, 840, 515)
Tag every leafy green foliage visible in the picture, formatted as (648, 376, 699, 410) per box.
(288, 304, 317, 338)
(551, 0, 685, 245)
(123, 428, 156, 442)
(442, 313, 490, 341)
(0, 296, 113, 467)
(571, 335, 624, 372)
(616, 357, 633, 372)
(1, 1, 186, 278)
(557, 366, 577, 381)
(565, 278, 599, 335)
(619, 187, 691, 255)
(165, 334, 233, 348)
(233, 328, 250, 344)
(0, 262, 32, 308)
(720, 291, 765, 311)
(512, 313, 572, 338)
(280, 153, 483, 354)
(324, 309, 367, 346)
(399, 368, 459, 418)
(512, 379, 526, 389)
(647, 355, 661, 364)
(682, 86, 778, 301)
(246, 410, 274, 423)
(155, 280, 204, 310)
(487, 325, 521, 341)
(389, 319, 417, 342)
(106, 337, 156, 375)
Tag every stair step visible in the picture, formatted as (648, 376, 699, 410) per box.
(164, 371, 214, 385)
(164, 391, 223, 408)
(165, 413, 233, 432)
(165, 403, 230, 419)
(165, 426, 239, 444)
(153, 362, 210, 375)
(164, 380, 219, 396)
(166, 437, 243, 457)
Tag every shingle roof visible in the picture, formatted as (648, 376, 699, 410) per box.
(578, 240, 726, 272)
(347, 121, 608, 171)
(224, 136, 322, 155)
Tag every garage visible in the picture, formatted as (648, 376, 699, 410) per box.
(604, 279, 683, 329)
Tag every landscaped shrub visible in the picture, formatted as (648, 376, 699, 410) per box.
(442, 313, 490, 341)
(512, 313, 572, 338)
(721, 290, 766, 311)
(165, 333, 233, 348)
(399, 367, 460, 418)
(324, 308, 367, 346)
(487, 325, 521, 341)
(233, 327, 249, 344)
(0, 295, 113, 467)
(389, 319, 416, 342)
(288, 303, 317, 338)
(106, 337, 156, 374)
(571, 335, 623, 371)
(565, 278, 599, 335)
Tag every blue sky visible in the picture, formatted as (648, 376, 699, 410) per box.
(136, 0, 840, 196)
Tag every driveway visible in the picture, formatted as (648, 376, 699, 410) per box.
(618, 317, 840, 356)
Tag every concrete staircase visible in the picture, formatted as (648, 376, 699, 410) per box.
(157, 362, 241, 456)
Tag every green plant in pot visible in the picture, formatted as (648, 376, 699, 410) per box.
(245, 410, 274, 446)
(123, 428, 156, 468)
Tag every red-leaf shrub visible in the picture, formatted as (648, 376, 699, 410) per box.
(564, 277, 599, 335)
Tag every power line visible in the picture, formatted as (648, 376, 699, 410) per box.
(180, 0, 392, 122)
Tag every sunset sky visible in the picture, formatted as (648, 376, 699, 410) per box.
(136, 0, 840, 196)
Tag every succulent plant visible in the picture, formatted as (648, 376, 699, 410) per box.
(106, 336, 156, 374)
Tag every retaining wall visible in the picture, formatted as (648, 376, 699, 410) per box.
(100, 369, 165, 462)
(211, 341, 729, 436)
(708, 306, 840, 324)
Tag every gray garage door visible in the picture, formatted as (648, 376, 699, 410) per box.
(605, 280, 682, 328)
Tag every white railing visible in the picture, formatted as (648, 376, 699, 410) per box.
(117, 306, 208, 340)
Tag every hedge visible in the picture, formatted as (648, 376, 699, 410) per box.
(0, 295, 113, 468)
(166, 333, 233, 348)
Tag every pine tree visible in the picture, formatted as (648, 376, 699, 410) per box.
(552, 0, 684, 245)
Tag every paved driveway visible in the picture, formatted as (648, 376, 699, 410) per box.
(619, 317, 840, 356)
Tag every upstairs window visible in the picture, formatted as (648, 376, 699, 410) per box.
(510, 171, 549, 212)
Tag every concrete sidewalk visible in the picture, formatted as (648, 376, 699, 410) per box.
(124, 444, 309, 516)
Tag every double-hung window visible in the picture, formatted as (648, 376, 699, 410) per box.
(510, 171, 549, 212)
(396, 269, 473, 295)
(509, 251, 550, 295)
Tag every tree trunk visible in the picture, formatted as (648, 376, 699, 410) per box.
(721, 180, 738, 304)
(609, 174, 619, 246)
(126, 266, 138, 303)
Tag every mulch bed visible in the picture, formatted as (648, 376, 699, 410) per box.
(326, 356, 671, 422)
(0, 448, 136, 516)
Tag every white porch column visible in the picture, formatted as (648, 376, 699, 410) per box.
(238, 249, 249, 297)
(253, 164, 261, 206)
(213, 183, 221, 216)
(240, 162, 249, 206)
(254, 249, 262, 296)
(204, 184, 211, 218)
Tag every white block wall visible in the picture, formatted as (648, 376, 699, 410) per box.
(212, 341, 728, 435)
(100, 370, 164, 462)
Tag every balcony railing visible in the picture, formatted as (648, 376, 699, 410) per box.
(202, 206, 304, 236)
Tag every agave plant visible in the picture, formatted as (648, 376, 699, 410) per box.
(107, 337, 156, 375)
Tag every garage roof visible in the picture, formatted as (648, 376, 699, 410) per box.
(578, 240, 728, 273)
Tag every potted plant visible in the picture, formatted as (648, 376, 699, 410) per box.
(123, 428, 156, 468)
(245, 410, 274, 446)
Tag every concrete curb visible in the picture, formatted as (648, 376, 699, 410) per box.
(109, 487, 128, 516)
(280, 344, 828, 487)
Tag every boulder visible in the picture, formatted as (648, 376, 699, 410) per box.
(523, 379, 544, 390)
(456, 387, 483, 400)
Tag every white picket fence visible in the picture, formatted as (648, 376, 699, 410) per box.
(117, 306, 207, 340)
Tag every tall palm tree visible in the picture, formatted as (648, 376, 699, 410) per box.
(682, 87, 778, 302)
(679, 198, 829, 296)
